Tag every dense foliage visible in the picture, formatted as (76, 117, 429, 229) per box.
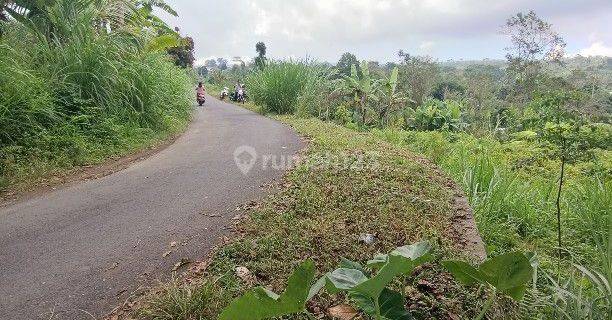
(0, 0, 193, 189)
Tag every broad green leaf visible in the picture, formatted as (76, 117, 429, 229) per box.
(146, 34, 179, 52)
(350, 292, 376, 315)
(307, 273, 328, 300)
(379, 289, 413, 320)
(350, 64, 358, 79)
(389, 67, 399, 92)
(353, 254, 417, 299)
(351, 242, 431, 299)
(391, 241, 431, 263)
(351, 289, 412, 320)
(479, 252, 532, 296)
(327, 268, 368, 291)
(443, 252, 533, 301)
(442, 260, 487, 285)
(367, 253, 388, 269)
(341, 257, 366, 273)
(219, 260, 315, 320)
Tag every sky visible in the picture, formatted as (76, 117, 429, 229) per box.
(157, 0, 612, 65)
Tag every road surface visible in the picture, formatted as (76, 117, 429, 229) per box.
(0, 96, 303, 319)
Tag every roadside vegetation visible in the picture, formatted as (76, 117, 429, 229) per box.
(0, 0, 195, 192)
(180, 10, 609, 320)
(135, 115, 497, 320)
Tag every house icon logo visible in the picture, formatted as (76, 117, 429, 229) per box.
(233, 146, 257, 175)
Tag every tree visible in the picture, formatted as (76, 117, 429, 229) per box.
(217, 57, 228, 70)
(254, 41, 267, 70)
(397, 50, 439, 107)
(532, 91, 591, 270)
(431, 81, 465, 101)
(255, 41, 267, 56)
(502, 11, 566, 103)
(253, 41, 268, 70)
(336, 52, 359, 78)
(167, 36, 194, 68)
(204, 58, 218, 69)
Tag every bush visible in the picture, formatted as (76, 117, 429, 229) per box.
(0, 7, 192, 188)
(246, 61, 315, 114)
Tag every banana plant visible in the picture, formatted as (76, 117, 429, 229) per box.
(443, 252, 534, 320)
(376, 67, 407, 127)
(342, 60, 379, 126)
(404, 99, 465, 131)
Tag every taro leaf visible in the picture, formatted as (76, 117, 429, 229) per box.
(379, 289, 413, 320)
(351, 289, 412, 320)
(391, 241, 432, 263)
(218, 260, 315, 320)
(441, 260, 489, 285)
(367, 253, 388, 269)
(443, 252, 533, 301)
(353, 242, 432, 299)
(479, 252, 532, 300)
(308, 273, 328, 301)
(341, 257, 366, 273)
(353, 255, 415, 299)
(327, 268, 368, 293)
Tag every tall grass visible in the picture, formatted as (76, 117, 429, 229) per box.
(0, 2, 192, 189)
(372, 128, 611, 316)
(246, 61, 323, 114)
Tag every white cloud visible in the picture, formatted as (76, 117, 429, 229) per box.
(160, 0, 612, 61)
(578, 42, 612, 57)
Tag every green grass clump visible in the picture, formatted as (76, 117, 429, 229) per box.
(246, 61, 321, 114)
(0, 10, 192, 191)
(372, 129, 611, 281)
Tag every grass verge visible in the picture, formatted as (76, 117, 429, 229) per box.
(128, 108, 500, 319)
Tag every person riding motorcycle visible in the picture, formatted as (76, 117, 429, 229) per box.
(196, 82, 206, 106)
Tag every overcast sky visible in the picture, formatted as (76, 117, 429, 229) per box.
(157, 0, 612, 65)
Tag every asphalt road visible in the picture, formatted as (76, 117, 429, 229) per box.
(0, 96, 303, 319)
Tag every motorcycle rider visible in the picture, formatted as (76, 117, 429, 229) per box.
(196, 82, 206, 105)
(234, 81, 242, 97)
(196, 82, 206, 97)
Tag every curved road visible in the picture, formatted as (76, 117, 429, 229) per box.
(0, 97, 303, 319)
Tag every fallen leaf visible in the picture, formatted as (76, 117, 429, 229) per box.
(328, 304, 358, 320)
(162, 250, 172, 257)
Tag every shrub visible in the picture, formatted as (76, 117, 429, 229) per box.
(0, 4, 192, 188)
(246, 61, 315, 114)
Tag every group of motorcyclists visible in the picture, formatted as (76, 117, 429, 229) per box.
(196, 81, 247, 106)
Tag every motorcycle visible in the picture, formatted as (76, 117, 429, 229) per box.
(197, 92, 206, 106)
(220, 87, 229, 100)
(230, 88, 247, 103)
